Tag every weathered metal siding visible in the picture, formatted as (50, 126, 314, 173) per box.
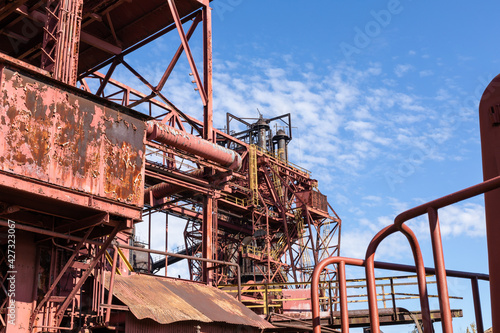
(0, 67, 146, 209)
(108, 274, 274, 329)
(126, 315, 260, 333)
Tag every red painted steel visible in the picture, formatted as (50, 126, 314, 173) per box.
(105, 245, 119, 325)
(338, 261, 349, 332)
(311, 256, 489, 332)
(106, 273, 272, 329)
(146, 121, 242, 171)
(0, 64, 147, 213)
(471, 277, 485, 333)
(365, 224, 432, 333)
(311, 257, 363, 333)
(390, 174, 500, 332)
(479, 73, 500, 333)
(428, 207, 453, 332)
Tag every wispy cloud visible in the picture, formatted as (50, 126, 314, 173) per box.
(394, 64, 414, 77)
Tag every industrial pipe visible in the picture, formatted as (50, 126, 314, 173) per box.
(365, 224, 432, 333)
(146, 121, 242, 171)
(479, 74, 500, 333)
(144, 168, 204, 203)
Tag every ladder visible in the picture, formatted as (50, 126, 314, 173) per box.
(271, 164, 284, 201)
(249, 145, 259, 206)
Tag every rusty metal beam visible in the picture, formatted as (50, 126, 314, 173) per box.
(203, 4, 213, 141)
(29, 226, 95, 330)
(167, 0, 207, 106)
(155, 12, 202, 92)
(81, 31, 122, 55)
(0, 0, 29, 22)
(54, 225, 120, 325)
(78, 10, 201, 80)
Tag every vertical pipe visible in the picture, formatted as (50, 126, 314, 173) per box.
(264, 283, 269, 315)
(237, 265, 242, 302)
(328, 280, 333, 322)
(381, 285, 386, 308)
(201, 4, 213, 287)
(427, 207, 453, 332)
(100, 255, 105, 319)
(338, 261, 349, 332)
(31, 247, 41, 314)
(478, 75, 500, 332)
(105, 245, 118, 325)
(148, 213, 152, 273)
(202, 195, 213, 284)
(471, 277, 484, 333)
(203, 3, 213, 141)
(92, 265, 98, 312)
(165, 214, 169, 277)
(390, 277, 397, 315)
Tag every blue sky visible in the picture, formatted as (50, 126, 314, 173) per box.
(130, 1, 500, 331)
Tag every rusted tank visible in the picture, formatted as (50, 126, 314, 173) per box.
(0, 60, 147, 220)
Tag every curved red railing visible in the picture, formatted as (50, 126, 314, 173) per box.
(365, 224, 432, 333)
(311, 175, 500, 333)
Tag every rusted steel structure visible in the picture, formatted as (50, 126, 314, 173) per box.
(2, 0, 498, 332)
(0, 0, 340, 332)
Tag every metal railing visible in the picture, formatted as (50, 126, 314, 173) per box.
(311, 174, 500, 333)
(219, 275, 461, 317)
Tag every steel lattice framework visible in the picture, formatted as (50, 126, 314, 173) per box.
(0, 0, 341, 330)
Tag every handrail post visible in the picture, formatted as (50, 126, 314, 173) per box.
(328, 280, 333, 323)
(264, 283, 269, 316)
(427, 207, 453, 333)
(338, 261, 349, 332)
(105, 245, 119, 325)
(390, 277, 397, 315)
(471, 276, 484, 333)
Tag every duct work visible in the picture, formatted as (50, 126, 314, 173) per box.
(146, 121, 242, 171)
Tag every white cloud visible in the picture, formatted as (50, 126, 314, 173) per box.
(394, 64, 414, 77)
(419, 70, 434, 77)
(341, 200, 486, 263)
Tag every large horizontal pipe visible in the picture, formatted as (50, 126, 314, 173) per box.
(144, 169, 204, 202)
(146, 121, 242, 171)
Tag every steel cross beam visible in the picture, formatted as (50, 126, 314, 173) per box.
(156, 12, 202, 92)
(167, 0, 207, 106)
(54, 225, 120, 325)
(29, 226, 95, 329)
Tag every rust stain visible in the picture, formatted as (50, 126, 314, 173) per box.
(105, 274, 274, 329)
(0, 67, 146, 211)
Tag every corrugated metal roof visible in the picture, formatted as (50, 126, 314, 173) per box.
(106, 274, 274, 329)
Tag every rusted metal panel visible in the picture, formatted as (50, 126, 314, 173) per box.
(125, 315, 261, 333)
(282, 288, 311, 313)
(296, 190, 328, 212)
(107, 274, 274, 329)
(0, 66, 146, 209)
(310, 190, 328, 212)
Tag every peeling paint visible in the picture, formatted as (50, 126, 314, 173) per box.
(0, 68, 146, 207)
